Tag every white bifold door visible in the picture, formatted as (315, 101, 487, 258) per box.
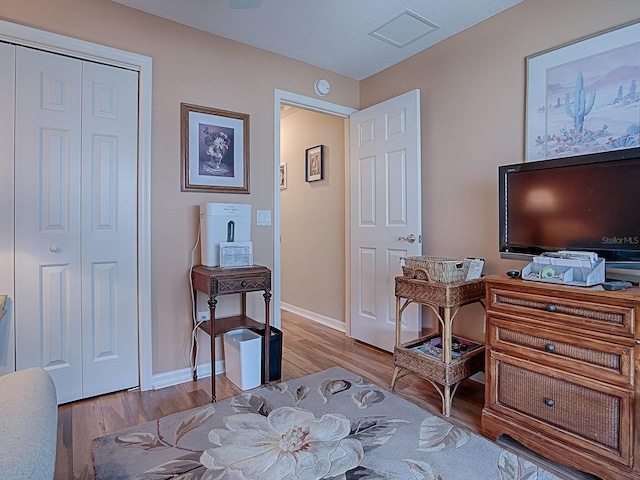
(12, 46, 139, 404)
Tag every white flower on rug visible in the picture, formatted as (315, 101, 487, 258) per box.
(200, 406, 364, 479)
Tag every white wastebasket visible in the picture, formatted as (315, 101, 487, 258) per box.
(223, 329, 262, 390)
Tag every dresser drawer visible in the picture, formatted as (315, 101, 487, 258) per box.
(488, 353, 632, 465)
(213, 274, 271, 295)
(488, 315, 633, 388)
(487, 287, 635, 337)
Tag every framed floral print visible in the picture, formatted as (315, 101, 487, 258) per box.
(181, 103, 250, 193)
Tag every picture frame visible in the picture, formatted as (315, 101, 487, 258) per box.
(305, 145, 324, 182)
(525, 20, 640, 162)
(279, 163, 287, 190)
(181, 103, 250, 193)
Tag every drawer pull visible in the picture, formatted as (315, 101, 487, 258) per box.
(240, 280, 248, 288)
(545, 304, 557, 313)
(544, 343, 555, 353)
(544, 398, 555, 407)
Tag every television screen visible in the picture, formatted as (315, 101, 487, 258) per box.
(499, 149, 640, 264)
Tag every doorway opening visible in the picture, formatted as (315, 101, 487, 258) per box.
(272, 90, 356, 333)
(279, 106, 347, 331)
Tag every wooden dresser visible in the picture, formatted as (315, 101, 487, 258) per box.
(482, 274, 640, 479)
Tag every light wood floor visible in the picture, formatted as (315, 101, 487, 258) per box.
(54, 309, 486, 480)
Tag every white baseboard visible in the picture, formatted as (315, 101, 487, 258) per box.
(149, 359, 225, 390)
(149, 304, 343, 391)
(281, 302, 345, 332)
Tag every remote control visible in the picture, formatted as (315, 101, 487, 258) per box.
(601, 281, 633, 291)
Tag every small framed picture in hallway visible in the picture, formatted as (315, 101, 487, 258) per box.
(280, 163, 287, 190)
(305, 145, 324, 182)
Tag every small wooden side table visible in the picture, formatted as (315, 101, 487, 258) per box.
(391, 276, 485, 416)
(191, 264, 272, 401)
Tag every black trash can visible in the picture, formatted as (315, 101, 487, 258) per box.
(249, 326, 282, 383)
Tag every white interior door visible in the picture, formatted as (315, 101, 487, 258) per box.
(13, 46, 139, 403)
(349, 90, 422, 352)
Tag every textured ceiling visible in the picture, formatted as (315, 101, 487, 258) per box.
(110, 0, 523, 81)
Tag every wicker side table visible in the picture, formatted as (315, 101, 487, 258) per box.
(390, 276, 485, 416)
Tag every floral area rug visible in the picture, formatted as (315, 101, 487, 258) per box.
(93, 366, 562, 479)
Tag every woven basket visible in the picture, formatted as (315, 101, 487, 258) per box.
(402, 256, 471, 284)
(394, 335, 485, 386)
(395, 276, 485, 308)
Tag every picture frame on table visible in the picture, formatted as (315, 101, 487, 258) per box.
(525, 20, 640, 162)
(305, 145, 324, 182)
(181, 103, 250, 193)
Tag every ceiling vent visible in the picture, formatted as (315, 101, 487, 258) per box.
(369, 10, 439, 48)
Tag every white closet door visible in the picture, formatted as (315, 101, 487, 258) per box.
(80, 61, 139, 397)
(14, 47, 84, 403)
(0, 43, 16, 376)
(14, 47, 139, 403)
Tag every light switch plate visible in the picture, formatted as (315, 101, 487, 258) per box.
(257, 210, 271, 226)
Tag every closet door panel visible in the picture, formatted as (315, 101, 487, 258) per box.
(14, 46, 83, 403)
(81, 62, 139, 397)
(0, 42, 15, 376)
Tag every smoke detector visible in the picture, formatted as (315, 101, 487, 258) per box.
(314, 79, 331, 96)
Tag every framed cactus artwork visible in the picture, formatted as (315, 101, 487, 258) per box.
(525, 20, 640, 162)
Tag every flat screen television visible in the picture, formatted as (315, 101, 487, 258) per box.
(499, 148, 640, 283)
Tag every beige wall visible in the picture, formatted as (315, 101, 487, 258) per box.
(3, 0, 639, 374)
(0, 0, 359, 375)
(360, 0, 640, 341)
(280, 109, 346, 323)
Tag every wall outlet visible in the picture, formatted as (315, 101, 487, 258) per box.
(197, 311, 209, 321)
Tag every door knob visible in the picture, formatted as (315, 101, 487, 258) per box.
(49, 245, 60, 253)
(398, 234, 416, 243)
